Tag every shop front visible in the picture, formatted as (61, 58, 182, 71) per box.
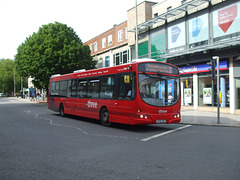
(179, 59, 239, 114)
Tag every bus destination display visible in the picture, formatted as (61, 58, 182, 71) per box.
(139, 63, 179, 75)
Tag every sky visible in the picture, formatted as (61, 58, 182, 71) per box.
(0, 0, 155, 60)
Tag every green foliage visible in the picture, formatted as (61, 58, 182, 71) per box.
(0, 59, 14, 94)
(0, 59, 27, 95)
(15, 22, 96, 90)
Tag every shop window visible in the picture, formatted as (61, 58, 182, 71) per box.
(198, 72, 229, 107)
(236, 78, 240, 109)
(181, 77, 193, 106)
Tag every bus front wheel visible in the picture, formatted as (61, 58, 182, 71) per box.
(100, 108, 111, 127)
(59, 104, 65, 117)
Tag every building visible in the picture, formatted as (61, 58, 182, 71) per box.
(84, 0, 240, 114)
(84, 1, 157, 67)
(83, 21, 130, 68)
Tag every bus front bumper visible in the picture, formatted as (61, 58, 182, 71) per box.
(132, 112, 181, 125)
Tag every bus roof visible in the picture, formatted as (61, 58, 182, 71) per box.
(50, 59, 178, 81)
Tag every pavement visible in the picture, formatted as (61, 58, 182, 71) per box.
(7, 97, 240, 127)
(181, 109, 240, 127)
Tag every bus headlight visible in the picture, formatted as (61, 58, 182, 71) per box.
(140, 114, 148, 119)
(174, 114, 180, 118)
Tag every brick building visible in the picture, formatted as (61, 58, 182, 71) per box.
(83, 21, 129, 68)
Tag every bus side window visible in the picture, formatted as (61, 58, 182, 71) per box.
(87, 79, 100, 98)
(100, 76, 114, 99)
(67, 80, 72, 97)
(50, 82, 56, 91)
(72, 79, 77, 97)
(78, 79, 87, 98)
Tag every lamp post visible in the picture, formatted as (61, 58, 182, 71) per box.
(135, 0, 138, 59)
(213, 56, 220, 124)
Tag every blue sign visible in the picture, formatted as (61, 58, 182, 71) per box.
(179, 60, 228, 74)
(171, 26, 181, 43)
(192, 18, 203, 37)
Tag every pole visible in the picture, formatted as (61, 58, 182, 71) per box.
(13, 68, 16, 96)
(213, 56, 220, 124)
(135, 0, 138, 59)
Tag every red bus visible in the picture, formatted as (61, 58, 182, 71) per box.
(48, 59, 181, 126)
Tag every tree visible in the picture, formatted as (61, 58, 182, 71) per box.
(0, 59, 27, 96)
(15, 22, 96, 90)
(0, 59, 14, 95)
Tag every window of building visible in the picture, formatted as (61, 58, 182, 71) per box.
(154, 13, 158, 18)
(138, 33, 148, 58)
(108, 35, 112, 46)
(181, 77, 194, 106)
(97, 58, 103, 68)
(113, 50, 130, 66)
(115, 53, 121, 66)
(94, 42, 97, 52)
(118, 30, 123, 42)
(236, 78, 240, 109)
(102, 38, 106, 49)
(123, 50, 128, 64)
(105, 56, 110, 67)
(198, 71, 229, 107)
(150, 29, 165, 61)
(89, 44, 92, 53)
(125, 28, 128, 39)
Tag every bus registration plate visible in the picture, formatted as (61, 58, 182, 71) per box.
(156, 120, 166, 123)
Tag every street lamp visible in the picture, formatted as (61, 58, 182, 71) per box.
(135, 0, 138, 59)
(212, 56, 220, 124)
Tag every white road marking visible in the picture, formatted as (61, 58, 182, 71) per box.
(140, 125, 192, 142)
(24, 110, 139, 140)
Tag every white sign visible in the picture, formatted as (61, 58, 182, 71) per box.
(184, 88, 192, 104)
(212, 2, 240, 38)
(203, 88, 212, 104)
(189, 13, 209, 44)
(168, 22, 185, 49)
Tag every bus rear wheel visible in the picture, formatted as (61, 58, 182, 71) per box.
(100, 108, 111, 127)
(59, 104, 65, 117)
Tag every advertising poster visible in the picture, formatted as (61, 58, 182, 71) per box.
(168, 22, 185, 49)
(189, 13, 209, 44)
(203, 88, 212, 104)
(213, 2, 240, 38)
(184, 88, 192, 104)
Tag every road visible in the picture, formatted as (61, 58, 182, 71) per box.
(0, 97, 240, 180)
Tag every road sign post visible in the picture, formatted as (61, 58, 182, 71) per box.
(213, 56, 220, 124)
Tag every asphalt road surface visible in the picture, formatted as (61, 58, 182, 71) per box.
(1, 97, 240, 180)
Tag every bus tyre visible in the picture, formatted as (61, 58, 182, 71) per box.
(100, 108, 111, 127)
(59, 104, 65, 117)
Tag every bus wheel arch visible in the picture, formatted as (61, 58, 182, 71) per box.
(59, 103, 65, 117)
(99, 106, 111, 127)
